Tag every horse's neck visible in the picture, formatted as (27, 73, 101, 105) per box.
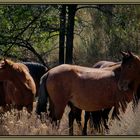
(10, 70, 32, 93)
(12, 76, 28, 90)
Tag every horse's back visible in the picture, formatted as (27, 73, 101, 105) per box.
(93, 61, 116, 68)
(93, 61, 119, 68)
(47, 64, 115, 80)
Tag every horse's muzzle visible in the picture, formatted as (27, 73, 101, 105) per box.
(118, 80, 129, 91)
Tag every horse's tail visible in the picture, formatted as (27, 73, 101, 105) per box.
(36, 72, 49, 115)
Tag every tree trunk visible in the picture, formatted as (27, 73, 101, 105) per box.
(65, 5, 77, 64)
(59, 5, 66, 64)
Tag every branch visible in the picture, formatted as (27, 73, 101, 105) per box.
(45, 33, 59, 41)
(1, 38, 49, 67)
(4, 6, 51, 56)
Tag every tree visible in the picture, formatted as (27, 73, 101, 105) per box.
(59, 5, 66, 64)
(0, 5, 59, 67)
(65, 4, 77, 64)
(58, 4, 77, 64)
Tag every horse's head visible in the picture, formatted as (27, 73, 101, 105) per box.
(118, 51, 140, 91)
(0, 59, 13, 76)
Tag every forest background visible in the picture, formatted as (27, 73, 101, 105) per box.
(0, 4, 139, 67)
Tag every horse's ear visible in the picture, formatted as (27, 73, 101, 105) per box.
(120, 51, 128, 57)
(128, 50, 133, 57)
(4, 58, 8, 65)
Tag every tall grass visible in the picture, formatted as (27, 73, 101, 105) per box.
(0, 101, 140, 136)
(108, 102, 140, 135)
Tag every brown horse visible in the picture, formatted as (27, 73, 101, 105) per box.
(36, 62, 134, 127)
(69, 61, 121, 135)
(92, 61, 121, 68)
(118, 51, 140, 105)
(82, 61, 122, 135)
(0, 59, 36, 112)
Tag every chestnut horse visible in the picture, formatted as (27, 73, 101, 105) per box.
(0, 59, 36, 112)
(36, 62, 134, 132)
(118, 51, 140, 105)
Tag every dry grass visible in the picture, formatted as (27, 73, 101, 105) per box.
(0, 101, 140, 136)
(108, 102, 140, 135)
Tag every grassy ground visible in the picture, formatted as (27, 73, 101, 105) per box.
(0, 101, 139, 136)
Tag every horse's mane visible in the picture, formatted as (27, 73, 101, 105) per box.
(22, 62, 47, 71)
(22, 62, 48, 79)
(5, 59, 28, 75)
(22, 62, 46, 67)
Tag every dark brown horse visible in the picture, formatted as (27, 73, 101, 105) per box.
(118, 51, 140, 105)
(36, 62, 135, 134)
(0, 59, 36, 112)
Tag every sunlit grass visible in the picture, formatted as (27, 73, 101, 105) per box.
(0, 101, 139, 136)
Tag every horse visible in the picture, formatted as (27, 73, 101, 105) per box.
(22, 62, 83, 135)
(0, 59, 36, 112)
(0, 61, 48, 112)
(82, 61, 121, 135)
(36, 62, 135, 134)
(92, 61, 120, 68)
(118, 51, 140, 105)
(68, 61, 121, 135)
(76, 58, 140, 135)
(22, 62, 48, 97)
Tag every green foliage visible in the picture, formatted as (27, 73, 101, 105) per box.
(74, 5, 140, 66)
(0, 5, 60, 65)
(0, 4, 140, 66)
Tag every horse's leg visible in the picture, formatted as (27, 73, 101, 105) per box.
(2, 104, 11, 113)
(90, 111, 102, 133)
(75, 108, 82, 134)
(49, 98, 57, 121)
(68, 109, 75, 135)
(82, 111, 90, 135)
(26, 104, 33, 113)
(68, 103, 82, 135)
(49, 97, 67, 129)
(112, 107, 120, 120)
(16, 105, 23, 111)
(101, 109, 110, 130)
